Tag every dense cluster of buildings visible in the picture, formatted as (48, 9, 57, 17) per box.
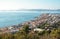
(0, 13, 60, 34)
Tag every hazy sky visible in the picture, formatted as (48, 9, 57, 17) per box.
(0, 0, 60, 10)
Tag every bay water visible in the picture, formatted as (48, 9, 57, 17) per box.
(0, 10, 60, 27)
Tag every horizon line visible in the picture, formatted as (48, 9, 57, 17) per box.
(0, 9, 60, 11)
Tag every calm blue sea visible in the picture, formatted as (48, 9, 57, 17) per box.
(0, 10, 60, 27)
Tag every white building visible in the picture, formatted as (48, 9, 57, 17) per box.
(8, 26, 13, 30)
(34, 28, 44, 32)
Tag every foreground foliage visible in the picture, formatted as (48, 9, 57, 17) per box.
(0, 22, 60, 39)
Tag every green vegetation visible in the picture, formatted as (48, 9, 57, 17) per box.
(0, 21, 60, 39)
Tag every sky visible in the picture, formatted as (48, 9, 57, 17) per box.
(0, 0, 60, 10)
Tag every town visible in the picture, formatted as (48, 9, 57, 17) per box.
(0, 13, 60, 34)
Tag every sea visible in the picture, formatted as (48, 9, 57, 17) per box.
(0, 10, 60, 28)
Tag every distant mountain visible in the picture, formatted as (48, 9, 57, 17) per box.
(0, 9, 60, 11)
(17, 9, 60, 11)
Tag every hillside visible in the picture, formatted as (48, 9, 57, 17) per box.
(0, 13, 60, 39)
(22, 13, 60, 29)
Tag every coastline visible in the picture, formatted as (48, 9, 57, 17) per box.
(0, 13, 60, 34)
(0, 13, 41, 34)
